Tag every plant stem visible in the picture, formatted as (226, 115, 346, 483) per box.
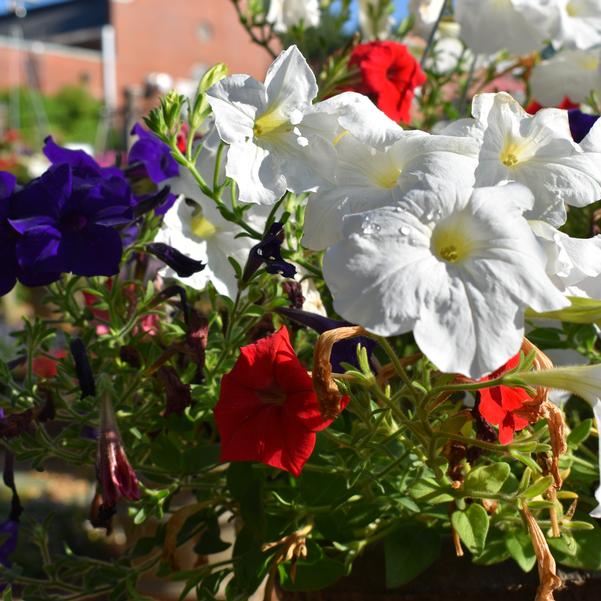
(420, 0, 447, 68)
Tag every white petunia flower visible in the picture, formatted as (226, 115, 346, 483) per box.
(266, 0, 320, 33)
(444, 92, 601, 226)
(513, 363, 601, 517)
(154, 142, 269, 299)
(429, 27, 466, 74)
(206, 45, 336, 205)
(530, 220, 601, 293)
(455, 0, 554, 56)
(530, 48, 601, 105)
(409, 0, 446, 38)
(358, 0, 394, 40)
(302, 112, 479, 249)
(594, 400, 601, 518)
(542, 348, 588, 406)
(322, 182, 568, 378)
(548, 0, 601, 50)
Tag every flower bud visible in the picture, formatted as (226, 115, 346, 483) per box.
(69, 338, 96, 399)
(509, 364, 601, 404)
(190, 64, 228, 130)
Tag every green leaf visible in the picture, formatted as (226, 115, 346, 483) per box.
(131, 537, 157, 559)
(550, 528, 601, 570)
(383, 524, 441, 589)
(193, 514, 231, 555)
(2, 586, 12, 601)
(526, 500, 555, 510)
(464, 462, 511, 495)
(410, 478, 454, 505)
(568, 419, 593, 447)
(278, 543, 346, 591)
(230, 527, 272, 597)
(451, 504, 490, 555)
(562, 521, 595, 531)
(521, 476, 554, 499)
(505, 531, 536, 572)
(226, 463, 264, 538)
(473, 530, 511, 566)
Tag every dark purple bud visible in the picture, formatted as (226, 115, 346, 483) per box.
(97, 396, 141, 506)
(243, 222, 296, 282)
(3, 453, 22, 523)
(157, 366, 193, 417)
(120, 345, 142, 368)
(36, 388, 55, 423)
(147, 242, 205, 278)
(69, 338, 96, 399)
(568, 109, 599, 143)
(277, 307, 377, 372)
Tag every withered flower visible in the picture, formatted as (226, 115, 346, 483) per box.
(157, 366, 193, 417)
(97, 395, 141, 508)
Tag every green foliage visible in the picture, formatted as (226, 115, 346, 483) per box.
(0, 85, 104, 147)
(383, 524, 441, 588)
(451, 504, 490, 555)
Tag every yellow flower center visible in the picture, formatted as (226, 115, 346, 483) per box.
(439, 245, 460, 263)
(500, 140, 527, 168)
(191, 214, 217, 238)
(431, 218, 475, 264)
(566, 1, 578, 16)
(374, 167, 400, 189)
(581, 55, 599, 71)
(254, 107, 291, 138)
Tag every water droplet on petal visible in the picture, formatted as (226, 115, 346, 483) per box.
(399, 226, 410, 235)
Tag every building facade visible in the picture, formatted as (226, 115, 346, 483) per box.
(0, 0, 272, 109)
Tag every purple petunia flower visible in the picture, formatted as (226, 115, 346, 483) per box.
(243, 222, 296, 282)
(568, 109, 600, 144)
(0, 172, 18, 296)
(277, 307, 377, 372)
(0, 519, 18, 568)
(8, 164, 133, 285)
(0, 451, 21, 575)
(129, 124, 179, 184)
(128, 124, 178, 215)
(44, 136, 128, 184)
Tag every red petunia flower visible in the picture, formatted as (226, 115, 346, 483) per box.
(214, 327, 347, 477)
(477, 353, 532, 445)
(525, 96, 579, 114)
(32, 349, 67, 379)
(348, 41, 426, 124)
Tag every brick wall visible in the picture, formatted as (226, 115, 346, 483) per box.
(0, 38, 103, 97)
(0, 0, 273, 108)
(111, 0, 273, 95)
